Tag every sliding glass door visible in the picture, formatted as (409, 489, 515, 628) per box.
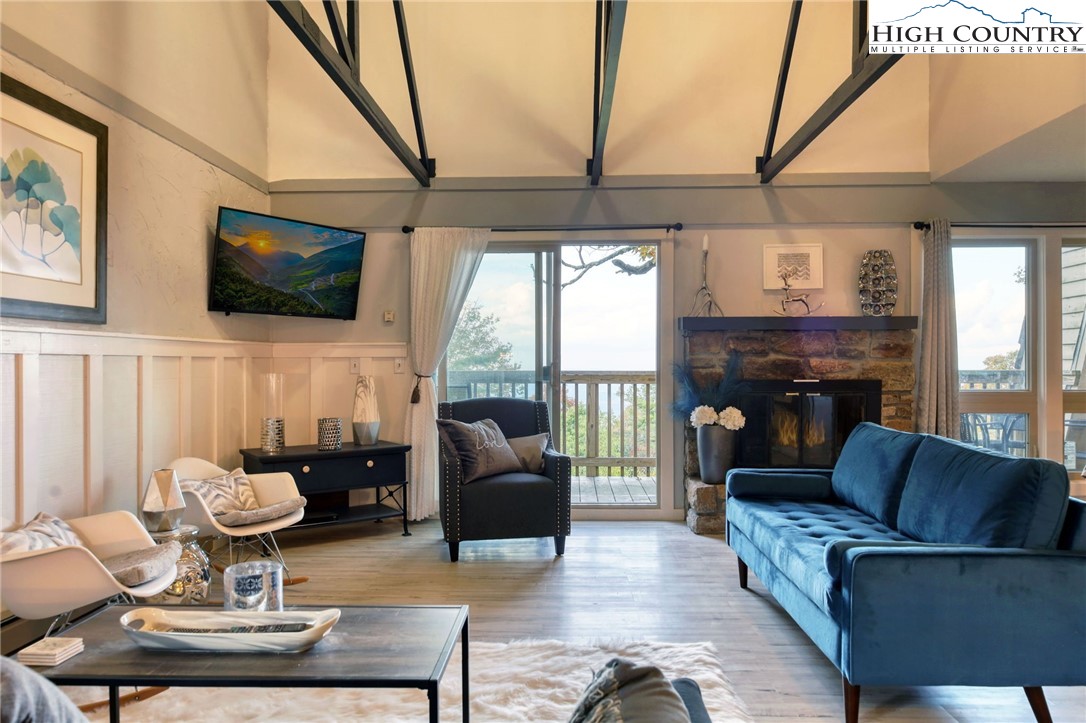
(443, 243, 660, 508)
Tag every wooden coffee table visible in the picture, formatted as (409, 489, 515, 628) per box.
(41, 604, 469, 722)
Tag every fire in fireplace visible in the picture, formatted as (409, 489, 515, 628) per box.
(736, 379, 882, 468)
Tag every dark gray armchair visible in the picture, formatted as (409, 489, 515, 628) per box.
(437, 398, 571, 562)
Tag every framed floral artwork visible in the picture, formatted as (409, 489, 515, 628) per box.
(763, 243, 822, 290)
(1, 74, 108, 323)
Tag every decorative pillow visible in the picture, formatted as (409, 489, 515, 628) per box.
(0, 512, 85, 557)
(101, 540, 181, 587)
(568, 657, 692, 723)
(436, 418, 523, 484)
(508, 433, 549, 473)
(180, 468, 259, 516)
(216, 497, 307, 527)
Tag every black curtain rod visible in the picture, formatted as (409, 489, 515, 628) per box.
(401, 222, 683, 234)
(912, 221, 1086, 231)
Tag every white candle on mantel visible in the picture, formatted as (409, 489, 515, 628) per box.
(702, 234, 709, 252)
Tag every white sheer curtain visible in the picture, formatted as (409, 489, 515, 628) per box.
(917, 218, 960, 437)
(404, 227, 490, 520)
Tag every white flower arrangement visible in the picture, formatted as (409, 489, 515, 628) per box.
(689, 405, 719, 428)
(718, 406, 746, 430)
(690, 404, 746, 430)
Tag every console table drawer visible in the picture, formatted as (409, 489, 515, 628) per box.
(279, 454, 405, 494)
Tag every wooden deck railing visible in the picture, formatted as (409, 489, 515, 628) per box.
(446, 369, 657, 477)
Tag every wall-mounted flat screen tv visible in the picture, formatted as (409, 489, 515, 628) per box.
(209, 207, 366, 320)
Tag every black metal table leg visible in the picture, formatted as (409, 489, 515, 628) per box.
(109, 686, 120, 723)
(428, 682, 439, 722)
(462, 616, 470, 723)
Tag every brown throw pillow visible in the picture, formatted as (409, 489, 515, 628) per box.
(508, 433, 549, 473)
(436, 418, 523, 483)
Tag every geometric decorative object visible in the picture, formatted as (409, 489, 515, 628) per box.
(147, 524, 211, 604)
(352, 375, 380, 446)
(858, 249, 898, 317)
(223, 560, 283, 612)
(140, 468, 186, 533)
(317, 417, 343, 451)
(261, 373, 285, 453)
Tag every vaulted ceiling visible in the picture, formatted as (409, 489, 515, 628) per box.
(267, 1, 1085, 185)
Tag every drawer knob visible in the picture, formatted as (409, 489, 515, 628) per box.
(366, 460, 375, 468)
(302, 465, 311, 473)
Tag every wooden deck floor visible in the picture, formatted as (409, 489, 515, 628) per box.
(572, 475, 657, 505)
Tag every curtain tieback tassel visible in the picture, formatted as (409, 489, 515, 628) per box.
(410, 374, 432, 404)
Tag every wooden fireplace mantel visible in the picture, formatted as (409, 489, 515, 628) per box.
(678, 316, 919, 332)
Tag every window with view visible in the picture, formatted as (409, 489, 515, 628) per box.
(953, 242, 1031, 457)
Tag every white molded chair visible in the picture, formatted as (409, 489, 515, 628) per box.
(169, 457, 305, 578)
(0, 510, 177, 622)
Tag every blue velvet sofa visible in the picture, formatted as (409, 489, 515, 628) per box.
(725, 422, 1085, 723)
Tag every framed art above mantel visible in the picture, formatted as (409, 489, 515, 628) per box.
(763, 243, 822, 290)
(1, 73, 108, 324)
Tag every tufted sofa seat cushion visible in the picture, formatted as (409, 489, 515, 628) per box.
(727, 499, 912, 615)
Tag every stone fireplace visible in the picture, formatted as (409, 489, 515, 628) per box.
(679, 316, 917, 534)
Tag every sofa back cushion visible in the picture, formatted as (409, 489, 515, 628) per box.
(897, 435, 1069, 548)
(831, 422, 924, 527)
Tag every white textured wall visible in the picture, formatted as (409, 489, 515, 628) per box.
(0, 0, 269, 179)
(0, 52, 271, 340)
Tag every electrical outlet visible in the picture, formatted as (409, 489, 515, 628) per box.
(383, 310, 395, 323)
(394, 358, 405, 374)
(349, 358, 360, 375)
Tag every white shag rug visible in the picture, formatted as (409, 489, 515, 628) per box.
(65, 639, 752, 722)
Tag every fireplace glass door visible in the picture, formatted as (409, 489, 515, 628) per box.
(737, 381, 881, 469)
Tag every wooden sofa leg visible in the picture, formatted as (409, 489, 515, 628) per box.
(1023, 687, 1052, 723)
(843, 678, 860, 723)
(554, 535, 566, 556)
(738, 559, 748, 589)
(449, 542, 459, 562)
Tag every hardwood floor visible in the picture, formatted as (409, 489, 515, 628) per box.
(274, 519, 1085, 722)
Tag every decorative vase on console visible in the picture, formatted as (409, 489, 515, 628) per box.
(352, 375, 381, 445)
(691, 405, 746, 485)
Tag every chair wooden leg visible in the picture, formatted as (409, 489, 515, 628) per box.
(843, 678, 860, 723)
(554, 535, 566, 556)
(78, 686, 168, 714)
(1023, 687, 1052, 723)
(738, 558, 748, 589)
(449, 541, 459, 562)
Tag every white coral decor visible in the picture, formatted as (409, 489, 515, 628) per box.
(689, 405, 719, 428)
(718, 406, 746, 430)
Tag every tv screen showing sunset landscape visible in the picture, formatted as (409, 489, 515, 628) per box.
(208, 207, 366, 320)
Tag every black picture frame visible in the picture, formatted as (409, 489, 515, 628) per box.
(1, 73, 108, 324)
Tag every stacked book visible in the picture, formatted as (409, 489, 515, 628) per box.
(16, 637, 83, 666)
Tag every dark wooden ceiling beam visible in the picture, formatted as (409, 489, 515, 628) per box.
(322, 0, 354, 70)
(393, 0, 433, 178)
(757, 0, 803, 175)
(346, 0, 360, 72)
(587, 0, 627, 187)
(268, 0, 433, 186)
(759, 0, 900, 184)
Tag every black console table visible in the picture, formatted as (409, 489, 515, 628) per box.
(240, 441, 411, 535)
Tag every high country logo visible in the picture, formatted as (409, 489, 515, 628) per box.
(868, 0, 1085, 53)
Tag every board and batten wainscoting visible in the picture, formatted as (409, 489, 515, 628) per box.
(0, 327, 409, 530)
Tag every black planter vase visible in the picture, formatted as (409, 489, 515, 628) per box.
(696, 425, 736, 484)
